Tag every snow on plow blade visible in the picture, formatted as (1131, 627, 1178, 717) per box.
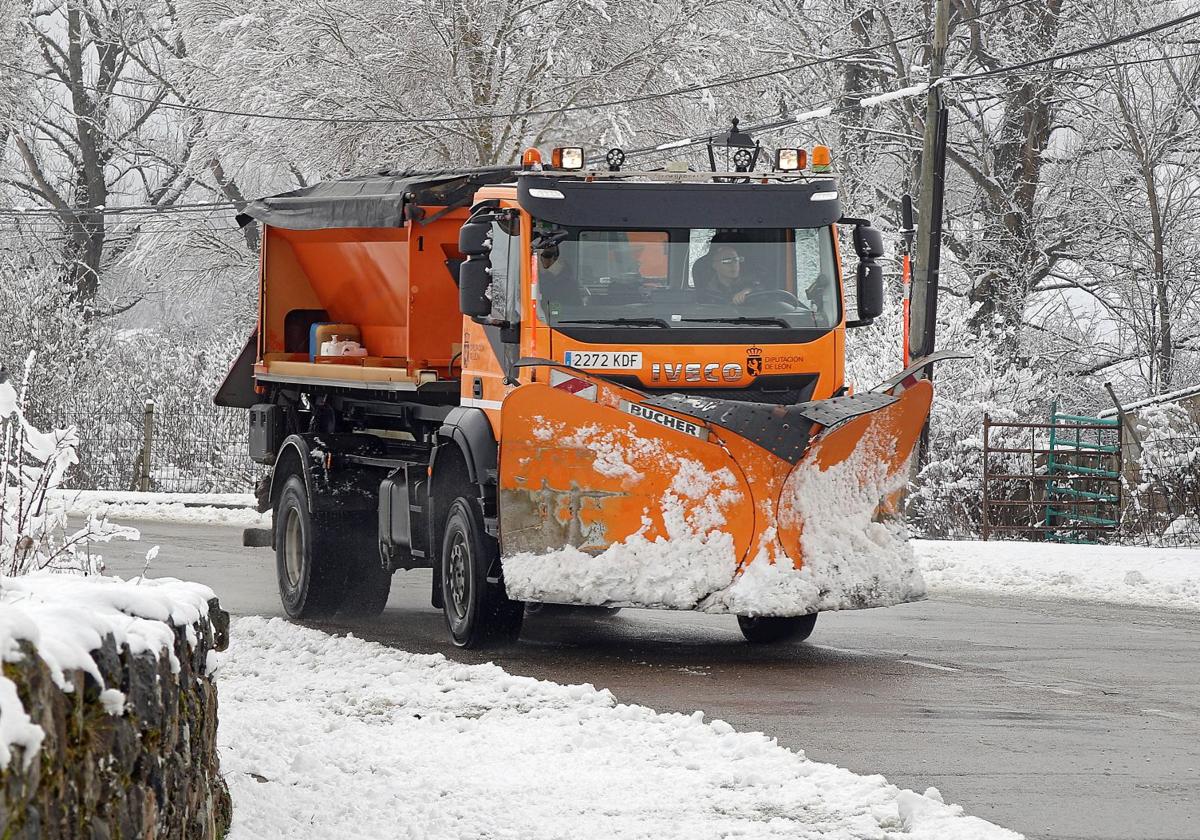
(497, 375, 932, 615)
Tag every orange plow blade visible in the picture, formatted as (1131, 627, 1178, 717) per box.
(497, 382, 755, 609)
(497, 374, 933, 615)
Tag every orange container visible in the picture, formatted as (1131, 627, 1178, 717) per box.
(259, 207, 469, 371)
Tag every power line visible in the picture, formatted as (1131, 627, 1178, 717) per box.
(958, 9, 1200, 82)
(619, 10, 1200, 161)
(0, 0, 1043, 127)
(0, 200, 242, 217)
(3, 12, 1199, 224)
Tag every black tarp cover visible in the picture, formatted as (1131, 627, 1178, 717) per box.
(235, 167, 515, 230)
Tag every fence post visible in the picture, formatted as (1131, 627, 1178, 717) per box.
(981, 413, 990, 541)
(139, 400, 155, 493)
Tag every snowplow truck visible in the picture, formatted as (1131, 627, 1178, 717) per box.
(217, 146, 934, 648)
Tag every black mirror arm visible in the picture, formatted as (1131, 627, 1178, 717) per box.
(532, 229, 569, 252)
(845, 318, 876, 328)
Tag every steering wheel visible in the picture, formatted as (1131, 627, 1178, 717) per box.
(740, 289, 802, 308)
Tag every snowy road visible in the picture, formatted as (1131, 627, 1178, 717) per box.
(100, 522, 1200, 840)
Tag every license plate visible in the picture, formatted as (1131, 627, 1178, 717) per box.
(563, 351, 643, 370)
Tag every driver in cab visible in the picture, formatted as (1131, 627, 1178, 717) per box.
(697, 243, 761, 305)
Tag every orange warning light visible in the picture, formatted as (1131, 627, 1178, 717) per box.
(522, 148, 543, 169)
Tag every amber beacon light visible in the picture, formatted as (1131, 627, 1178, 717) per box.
(521, 147, 544, 169)
(812, 145, 832, 173)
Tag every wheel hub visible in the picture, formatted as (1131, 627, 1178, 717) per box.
(284, 508, 303, 587)
(448, 536, 469, 620)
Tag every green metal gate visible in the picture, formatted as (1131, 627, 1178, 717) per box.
(982, 406, 1123, 542)
(1041, 404, 1122, 543)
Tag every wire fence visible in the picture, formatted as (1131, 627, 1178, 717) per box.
(24, 396, 256, 494)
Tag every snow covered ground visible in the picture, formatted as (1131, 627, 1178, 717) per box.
(216, 616, 1019, 839)
(54, 489, 268, 527)
(916, 539, 1200, 612)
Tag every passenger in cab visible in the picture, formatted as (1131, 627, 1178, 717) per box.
(538, 244, 582, 307)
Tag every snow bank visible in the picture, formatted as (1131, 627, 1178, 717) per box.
(0, 573, 216, 768)
(219, 616, 1020, 839)
(52, 489, 268, 526)
(916, 539, 1200, 611)
(0, 573, 216, 686)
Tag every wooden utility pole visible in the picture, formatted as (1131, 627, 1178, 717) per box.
(909, 0, 951, 473)
(908, 0, 951, 362)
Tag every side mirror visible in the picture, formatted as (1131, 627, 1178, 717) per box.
(853, 225, 885, 261)
(459, 219, 492, 256)
(856, 262, 884, 321)
(459, 257, 492, 317)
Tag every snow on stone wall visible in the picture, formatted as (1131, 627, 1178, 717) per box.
(0, 574, 232, 838)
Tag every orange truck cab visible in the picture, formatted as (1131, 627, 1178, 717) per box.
(218, 150, 934, 648)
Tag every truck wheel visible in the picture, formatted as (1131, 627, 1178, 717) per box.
(440, 498, 523, 648)
(275, 475, 346, 618)
(737, 613, 817, 644)
(336, 512, 392, 618)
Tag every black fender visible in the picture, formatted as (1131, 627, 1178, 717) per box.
(428, 407, 500, 609)
(270, 434, 316, 513)
(270, 433, 376, 515)
(433, 406, 498, 490)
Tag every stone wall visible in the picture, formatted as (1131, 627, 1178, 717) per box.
(1, 599, 232, 839)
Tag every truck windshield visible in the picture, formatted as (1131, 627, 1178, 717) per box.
(535, 226, 839, 331)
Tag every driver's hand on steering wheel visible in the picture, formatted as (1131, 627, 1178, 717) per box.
(732, 288, 752, 305)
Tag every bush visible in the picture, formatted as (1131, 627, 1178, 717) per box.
(1, 354, 137, 575)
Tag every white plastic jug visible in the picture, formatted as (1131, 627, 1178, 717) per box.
(319, 335, 368, 357)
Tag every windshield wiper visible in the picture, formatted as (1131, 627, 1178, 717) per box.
(681, 317, 791, 327)
(558, 318, 672, 328)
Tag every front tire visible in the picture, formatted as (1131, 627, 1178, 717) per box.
(441, 498, 523, 648)
(737, 613, 817, 644)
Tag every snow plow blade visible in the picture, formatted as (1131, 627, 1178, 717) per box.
(497, 373, 932, 615)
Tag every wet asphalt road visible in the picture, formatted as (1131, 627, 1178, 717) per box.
(100, 521, 1200, 840)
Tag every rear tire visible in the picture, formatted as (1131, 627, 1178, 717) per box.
(275, 476, 345, 618)
(441, 497, 523, 648)
(336, 511, 392, 618)
(737, 613, 817, 644)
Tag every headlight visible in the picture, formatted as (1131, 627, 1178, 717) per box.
(551, 147, 585, 170)
(775, 148, 806, 171)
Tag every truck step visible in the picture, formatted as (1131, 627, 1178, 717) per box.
(243, 527, 273, 548)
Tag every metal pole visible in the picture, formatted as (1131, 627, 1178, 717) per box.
(1103, 382, 1144, 458)
(140, 400, 155, 493)
(900, 194, 915, 368)
(982, 413, 991, 541)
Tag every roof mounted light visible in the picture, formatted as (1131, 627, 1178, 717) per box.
(522, 147, 543, 170)
(775, 148, 806, 171)
(605, 147, 626, 172)
(732, 148, 754, 172)
(812, 145, 832, 173)
(551, 147, 584, 170)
